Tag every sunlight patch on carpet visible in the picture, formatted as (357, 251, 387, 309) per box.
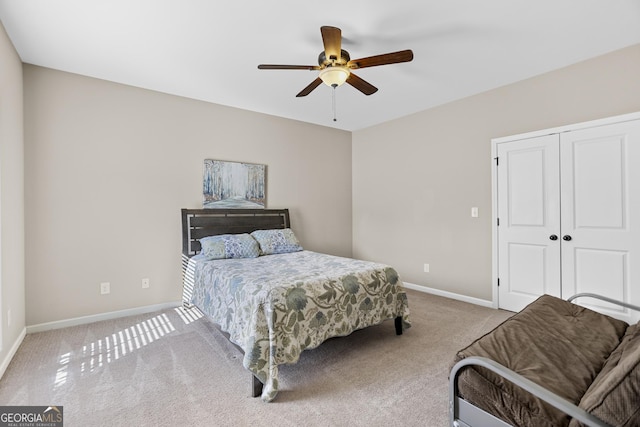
(57, 313, 180, 383)
(174, 306, 203, 324)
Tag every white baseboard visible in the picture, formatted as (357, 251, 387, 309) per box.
(0, 327, 26, 380)
(403, 282, 495, 308)
(26, 302, 180, 334)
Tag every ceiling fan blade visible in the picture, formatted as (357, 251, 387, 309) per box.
(347, 49, 413, 69)
(296, 78, 323, 97)
(258, 64, 320, 70)
(346, 73, 378, 96)
(321, 26, 342, 61)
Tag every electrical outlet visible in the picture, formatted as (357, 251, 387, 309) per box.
(142, 278, 150, 289)
(424, 263, 430, 273)
(100, 282, 110, 295)
(471, 207, 479, 218)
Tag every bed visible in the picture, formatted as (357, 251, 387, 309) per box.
(181, 208, 411, 402)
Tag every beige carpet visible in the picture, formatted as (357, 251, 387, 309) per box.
(0, 290, 512, 427)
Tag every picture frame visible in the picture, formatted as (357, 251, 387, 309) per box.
(202, 159, 266, 209)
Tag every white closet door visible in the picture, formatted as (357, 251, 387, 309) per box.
(560, 120, 640, 322)
(497, 134, 561, 312)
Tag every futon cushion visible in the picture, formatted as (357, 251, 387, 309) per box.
(570, 323, 640, 427)
(199, 233, 260, 260)
(250, 228, 303, 255)
(453, 294, 628, 427)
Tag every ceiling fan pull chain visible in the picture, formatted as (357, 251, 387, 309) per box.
(332, 86, 337, 122)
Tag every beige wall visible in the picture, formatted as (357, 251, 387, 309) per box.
(16, 40, 640, 326)
(24, 66, 352, 325)
(352, 43, 640, 301)
(0, 21, 25, 365)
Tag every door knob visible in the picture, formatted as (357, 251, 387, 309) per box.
(549, 235, 558, 241)
(563, 235, 572, 241)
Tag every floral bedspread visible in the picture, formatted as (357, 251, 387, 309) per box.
(189, 250, 411, 402)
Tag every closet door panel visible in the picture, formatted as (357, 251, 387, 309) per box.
(571, 134, 625, 229)
(496, 135, 561, 312)
(506, 243, 548, 296)
(572, 248, 627, 315)
(560, 120, 640, 322)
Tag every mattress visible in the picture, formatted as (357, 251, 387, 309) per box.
(453, 295, 628, 426)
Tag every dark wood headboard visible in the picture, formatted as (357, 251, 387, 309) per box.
(181, 208, 291, 257)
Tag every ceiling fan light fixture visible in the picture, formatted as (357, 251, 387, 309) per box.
(319, 66, 350, 87)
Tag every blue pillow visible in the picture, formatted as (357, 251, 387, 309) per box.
(199, 233, 260, 260)
(250, 228, 303, 255)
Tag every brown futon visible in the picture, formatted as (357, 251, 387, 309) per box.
(450, 294, 640, 427)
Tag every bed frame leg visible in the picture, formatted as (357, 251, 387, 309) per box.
(395, 316, 403, 335)
(252, 374, 263, 398)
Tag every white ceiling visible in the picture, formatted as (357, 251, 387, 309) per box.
(1, 1, 639, 131)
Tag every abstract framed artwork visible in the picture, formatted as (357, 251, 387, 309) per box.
(203, 159, 266, 209)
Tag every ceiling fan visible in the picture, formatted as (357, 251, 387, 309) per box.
(258, 26, 414, 98)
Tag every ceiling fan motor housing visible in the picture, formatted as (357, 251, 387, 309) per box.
(318, 49, 351, 67)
